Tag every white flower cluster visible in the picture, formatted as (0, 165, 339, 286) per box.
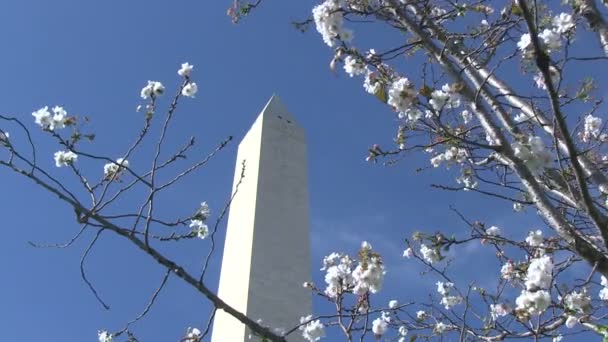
(363, 69, 382, 96)
(103, 158, 129, 180)
(343, 55, 366, 77)
(512, 136, 552, 175)
(140, 81, 165, 99)
(185, 327, 201, 341)
(54, 150, 78, 167)
(501, 261, 519, 280)
(189, 219, 209, 239)
(98, 330, 113, 342)
(429, 84, 461, 112)
(352, 242, 385, 295)
(299, 315, 325, 342)
(580, 114, 602, 142)
(486, 226, 501, 236)
(430, 146, 468, 168)
(434, 321, 450, 334)
(388, 77, 418, 117)
(490, 303, 511, 320)
(436, 281, 462, 310)
(321, 242, 385, 298)
(525, 229, 544, 247)
(518, 13, 573, 57)
(312, 0, 352, 47)
(533, 66, 560, 90)
(563, 290, 591, 314)
(420, 244, 440, 264)
(32, 106, 67, 131)
(516, 255, 553, 315)
(371, 312, 390, 336)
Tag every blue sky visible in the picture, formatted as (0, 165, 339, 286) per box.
(0, 1, 593, 341)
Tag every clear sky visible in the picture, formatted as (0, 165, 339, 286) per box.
(0, 1, 580, 341)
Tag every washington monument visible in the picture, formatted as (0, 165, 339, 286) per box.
(211, 96, 311, 341)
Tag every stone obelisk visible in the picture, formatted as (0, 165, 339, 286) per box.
(211, 96, 311, 342)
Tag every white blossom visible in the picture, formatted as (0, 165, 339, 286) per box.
(299, 316, 325, 342)
(141, 81, 165, 99)
(429, 84, 460, 111)
(525, 255, 553, 290)
(372, 316, 388, 336)
(388, 77, 417, 115)
(515, 289, 551, 315)
(389, 299, 399, 309)
(581, 114, 602, 142)
(312, 0, 352, 47)
(363, 70, 382, 95)
(553, 13, 575, 34)
(486, 226, 501, 236)
(32, 106, 66, 131)
(398, 326, 408, 337)
(512, 136, 552, 175)
(190, 219, 209, 239)
(490, 303, 511, 320)
(501, 261, 517, 280)
(352, 256, 385, 295)
(599, 287, 608, 301)
(564, 290, 591, 313)
(185, 327, 201, 341)
(402, 248, 413, 258)
(526, 230, 544, 247)
(440, 295, 463, 310)
(420, 244, 440, 263)
(434, 322, 449, 334)
(104, 158, 129, 179)
(513, 202, 524, 212)
(98, 330, 113, 342)
(539, 29, 562, 52)
(533, 66, 560, 90)
(343, 56, 365, 77)
(517, 33, 532, 54)
(182, 82, 198, 98)
(53, 150, 78, 167)
(178, 62, 194, 77)
(416, 310, 427, 320)
(436, 281, 454, 296)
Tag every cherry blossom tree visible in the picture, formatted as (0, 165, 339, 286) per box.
(238, 0, 608, 341)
